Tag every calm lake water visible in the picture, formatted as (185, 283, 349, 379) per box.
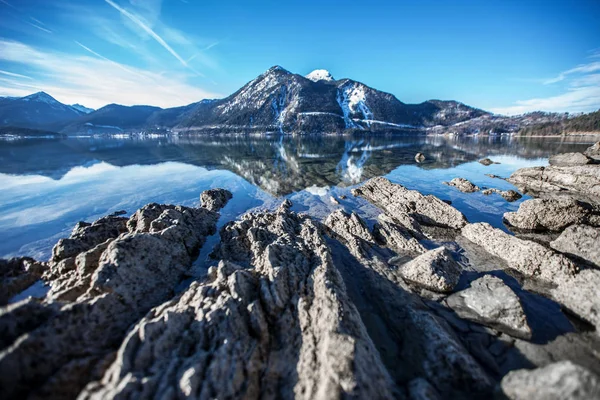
(0, 134, 595, 260)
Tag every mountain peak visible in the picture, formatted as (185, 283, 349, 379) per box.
(305, 69, 335, 82)
(266, 65, 291, 75)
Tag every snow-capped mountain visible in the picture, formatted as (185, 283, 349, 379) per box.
(0, 92, 84, 130)
(70, 104, 95, 114)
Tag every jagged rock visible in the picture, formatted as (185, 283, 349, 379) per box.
(415, 152, 426, 162)
(443, 177, 480, 193)
(549, 152, 593, 166)
(398, 247, 461, 292)
(373, 213, 427, 256)
(500, 361, 600, 400)
(0, 257, 46, 305)
(550, 269, 600, 332)
(445, 275, 532, 339)
(461, 223, 578, 283)
(199, 188, 233, 212)
(479, 158, 498, 166)
(481, 188, 522, 202)
(508, 164, 600, 201)
(0, 191, 228, 399)
(584, 141, 600, 161)
(503, 198, 600, 232)
(81, 206, 399, 399)
(324, 209, 375, 243)
(51, 216, 128, 262)
(551, 224, 600, 267)
(352, 177, 468, 229)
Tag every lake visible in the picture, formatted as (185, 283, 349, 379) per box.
(0, 133, 595, 261)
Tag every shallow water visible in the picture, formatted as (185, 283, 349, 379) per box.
(0, 133, 595, 260)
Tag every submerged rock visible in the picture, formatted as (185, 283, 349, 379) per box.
(443, 177, 480, 193)
(481, 188, 522, 202)
(548, 152, 593, 167)
(200, 188, 233, 212)
(398, 247, 462, 293)
(500, 361, 600, 400)
(352, 177, 468, 229)
(0, 191, 228, 399)
(446, 275, 532, 339)
(551, 224, 600, 267)
(503, 198, 600, 232)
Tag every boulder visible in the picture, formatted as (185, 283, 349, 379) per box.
(446, 275, 532, 339)
(200, 188, 233, 212)
(503, 198, 600, 232)
(548, 152, 593, 166)
(415, 152, 426, 162)
(0, 257, 46, 305)
(398, 247, 461, 293)
(481, 188, 522, 202)
(584, 141, 600, 161)
(479, 158, 498, 166)
(352, 177, 468, 229)
(373, 214, 427, 256)
(551, 224, 600, 267)
(500, 361, 600, 400)
(443, 178, 480, 193)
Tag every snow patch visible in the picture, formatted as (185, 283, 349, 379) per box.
(305, 69, 335, 82)
(337, 83, 374, 129)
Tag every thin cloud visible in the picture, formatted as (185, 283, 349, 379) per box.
(544, 61, 600, 84)
(0, 39, 221, 108)
(104, 0, 191, 70)
(27, 21, 52, 34)
(0, 69, 32, 80)
(0, 0, 17, 10)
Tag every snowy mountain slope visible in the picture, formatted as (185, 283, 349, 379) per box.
(306, 69, 335, 82)
(0, 92, 84, 130)
(71, 104, 95, 114)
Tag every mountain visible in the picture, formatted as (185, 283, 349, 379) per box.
(0, 92, 84, 130)
(0, 66, 581, 135)
(518, 110, 600, 136)
(71, 104, 95, 114)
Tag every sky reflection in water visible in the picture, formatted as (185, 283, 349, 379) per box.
(0, 134, 595, 260)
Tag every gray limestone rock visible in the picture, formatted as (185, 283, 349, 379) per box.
(200, 188, 233, 212)
(584, 141, 600, 161)
(446, 275, 532, 339)
(443, 177, 480, 193)
(503, 198, 600, 232)
(481, 188, 522, 202)
(551, 224, 600, 267)
(500, 361, 600, 400)
(548, 152, 593, 166)
(398, 247, 462, 293)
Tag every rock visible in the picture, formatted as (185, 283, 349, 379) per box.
(461, 223, 578, 283)
(81, 206, 399, 400)
(481, 188, 522, 202)
(352, 177, 468, 229)
(551, 224, 600, 267)
(500, 361, 600, 400)
(445, 275, 532, 339)
(584, 141, 600, 161)
(373, 213, 427, 256)
(108, 210, 127, 217)
(329, 195, 340, 205)
(550, 269, 600, 332)
(200, 188, 233, 212)
(415, 152, 426, 162)
(339, 194, 347, 200)
(408, 378, 442, 400)
(508, 164, 600, 201)
(0, 191, 226, 399)
(324, 209, 375, 243)
(0, 257, 46, 305)
(485, 173, 504, 179)
(503, 198, 600, 232)
(479, 158, 498, 166)
(51, 216, 128, 262)
(549, 152, 593, 166)
(443, 177, 480, 193)
(398, 247, 461, 293)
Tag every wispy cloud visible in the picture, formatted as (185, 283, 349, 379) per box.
(0, 69, 32, 80)
(0, 39, 221, 108)
(104, 0, 191, 70)
(491, 56, 600, 115)
(26, 21, 52, 34)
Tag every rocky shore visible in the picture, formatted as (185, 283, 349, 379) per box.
(2, 144, 600, 399)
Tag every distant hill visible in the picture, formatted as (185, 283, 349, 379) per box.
(0, 92, 83, 130)
(518, 110, 600, 135)
(0, 126, 64, 138)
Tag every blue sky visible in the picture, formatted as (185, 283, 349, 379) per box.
(0, 0, 599, 114)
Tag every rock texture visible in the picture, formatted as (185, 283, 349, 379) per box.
(415, 152, 426, 162)
(481, 188, 522, 202)
(352, 177, 468, 229)
(584, 141, 600, 161)
(548, 152, 593, 166)
(446, 275, 532, 339)
(551, 224, 600, 267)
(443, 177, 480, 193)
(503, 198, 600, 232)
(500, 361, 600, 400)
(479, 158, 497, 166)
(0, 257, 46, 305)
(0, 192, 228, 399)
(398, 247, 462, 293)
(200, 188, 233, 212)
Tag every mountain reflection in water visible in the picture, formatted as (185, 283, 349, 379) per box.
(0, 133, 596, 260)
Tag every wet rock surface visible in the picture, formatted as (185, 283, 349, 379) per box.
(500, 361, 600, 400)
(199, 188, 233, 212)
(443, 177, 480, 193)
(446, 275, 532, 339)
(481, 188, 522, 202)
